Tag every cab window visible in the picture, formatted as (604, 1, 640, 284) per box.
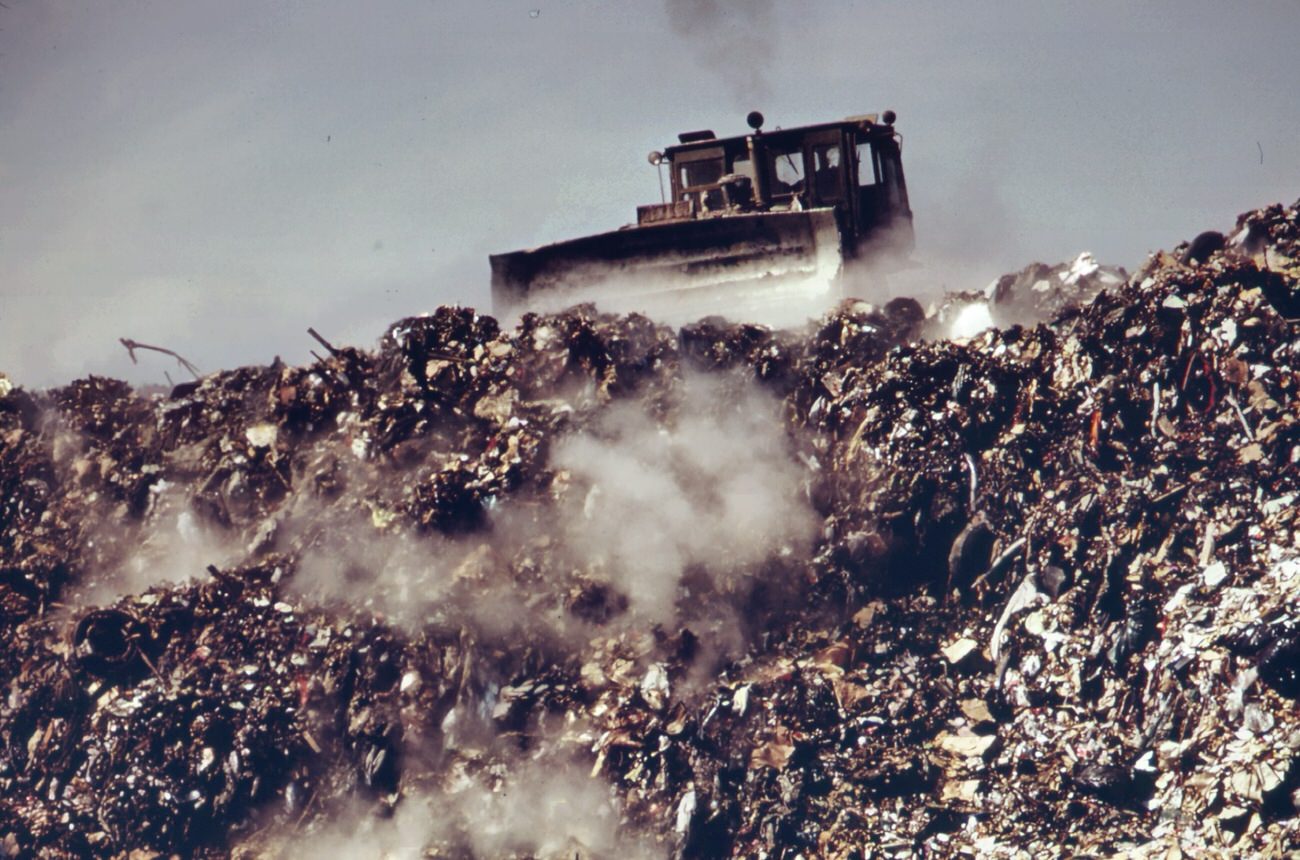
(879, 149, 907, 208)
(679, 157, 724, 189)
(811, 143, 843, 202)
(768, 144, 805, 198)
(855, 142, 880, 186)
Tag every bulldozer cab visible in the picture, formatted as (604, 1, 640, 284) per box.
(652, 114, 913, 258)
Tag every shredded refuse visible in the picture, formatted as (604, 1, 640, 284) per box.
(3, 199, 1300, 858)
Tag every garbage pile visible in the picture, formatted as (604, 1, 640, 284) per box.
(927, 251, 1129, 340)
(3, 199, 1300, 857)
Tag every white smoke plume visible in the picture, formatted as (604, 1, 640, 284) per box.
(545, 372, 817, 624)
(281, 371, 818, 643)
(494, 258, 842, 332)
(76, 482, 246, 605)
(284, 760, 656, 860)
(59, 365, 816, 674)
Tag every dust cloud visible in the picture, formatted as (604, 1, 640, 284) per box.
(282, 371, 818, 643)
(285, 760, 655, 860)
(61, 363, 818, 658)
(545, 372, 817, 623)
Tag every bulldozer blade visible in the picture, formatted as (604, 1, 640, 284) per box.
(490, 209, 846, 326)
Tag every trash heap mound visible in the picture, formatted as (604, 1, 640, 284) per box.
(927, 251, 1129, 340)
(3, 200, 1300, 858)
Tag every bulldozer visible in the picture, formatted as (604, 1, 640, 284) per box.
(490, 110, 913, 325)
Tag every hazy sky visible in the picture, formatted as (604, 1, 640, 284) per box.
(3, 1, 1298, 387)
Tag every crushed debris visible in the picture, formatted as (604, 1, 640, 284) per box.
(4, 199, 1300, 857)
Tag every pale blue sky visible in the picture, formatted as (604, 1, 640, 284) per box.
(3, 1, 1298, 386)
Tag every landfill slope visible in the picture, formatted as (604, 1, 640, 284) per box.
(2, 200, 1300, 857)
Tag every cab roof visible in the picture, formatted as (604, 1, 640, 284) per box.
(663, 114, 896, 159)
